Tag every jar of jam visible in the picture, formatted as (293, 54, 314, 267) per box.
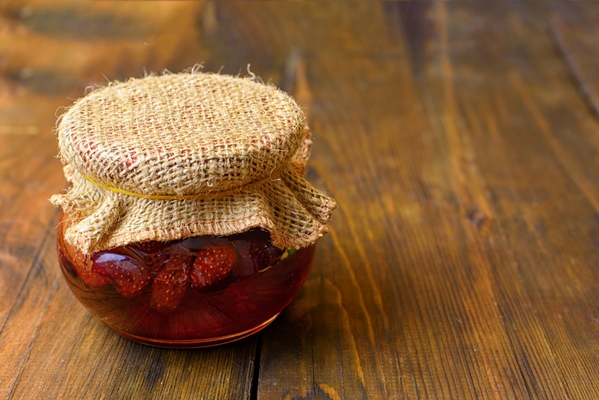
(51, 71, 336, 348)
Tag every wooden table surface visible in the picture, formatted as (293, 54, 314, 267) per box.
(2, 1, 599, 399)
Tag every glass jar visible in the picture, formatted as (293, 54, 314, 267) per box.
(51, 72, 336, 348)
(57, 214, 314, 348)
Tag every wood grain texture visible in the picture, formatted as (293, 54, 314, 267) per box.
(2, 1, 599, 399)
(0, 2, 256, 399)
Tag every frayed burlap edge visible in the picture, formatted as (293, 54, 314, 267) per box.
(51, 160, 336, 255)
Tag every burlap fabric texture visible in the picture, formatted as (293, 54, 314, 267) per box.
(51, 72, 336, 255)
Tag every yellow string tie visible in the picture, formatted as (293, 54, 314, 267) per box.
(79, 167, 284, 201)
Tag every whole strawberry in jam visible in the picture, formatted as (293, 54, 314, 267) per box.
(189, 240, 238, 290)
(91, 252, 152, 298)
(150, 252, 192, 312)
(62, 246, 110, 289)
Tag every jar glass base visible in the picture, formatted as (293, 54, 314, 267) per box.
(108, 313, 280, 348)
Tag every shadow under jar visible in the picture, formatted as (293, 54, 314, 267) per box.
(58, 215, 315, 348)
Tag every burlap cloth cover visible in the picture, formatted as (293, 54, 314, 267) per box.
(51, 72, 336, 255)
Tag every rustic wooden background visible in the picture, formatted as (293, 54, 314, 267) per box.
(2, 1, 599, 399)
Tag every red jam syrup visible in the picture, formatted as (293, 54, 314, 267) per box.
(57, 220, 314, 348)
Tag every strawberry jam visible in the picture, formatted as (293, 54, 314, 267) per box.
(57, 218, 314, 348)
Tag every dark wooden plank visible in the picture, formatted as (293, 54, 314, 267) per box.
(551, 6, 599, 124)
(0, 106, 67, 400)
(0, 2, 259, 399)
(411, 2, 599, 398)
(250, 1, 599, 399)
(0, 1, 209, 95)
(254, 2, 518, 398)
